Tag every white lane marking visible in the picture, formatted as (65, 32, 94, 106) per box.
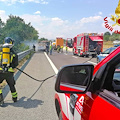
(72, 56, 78, 58)
(87, 61, 97, 65)
(44, 52, 58, 74)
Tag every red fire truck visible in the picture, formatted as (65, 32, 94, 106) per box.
(73, 33, 103, 57)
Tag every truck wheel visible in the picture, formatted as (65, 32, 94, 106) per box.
(59, 111, 63, 120)
(78, 53, 81, 57)
(86, 55, 89, 57)
(79, 53, 84, 57)
(73, 49, 75, 55)
(78, 51, 82, 57)
(92, 54, 96, 58)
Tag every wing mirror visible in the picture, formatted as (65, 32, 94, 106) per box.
(55, 64, 94, 94)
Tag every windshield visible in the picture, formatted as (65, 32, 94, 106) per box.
(103, 47, 116, 54)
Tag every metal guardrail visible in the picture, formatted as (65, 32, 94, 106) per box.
(17, 49, 34, 62)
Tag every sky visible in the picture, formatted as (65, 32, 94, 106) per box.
(0, 0, 120, 40)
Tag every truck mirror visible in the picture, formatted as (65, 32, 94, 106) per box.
(55, 64, 94, 94)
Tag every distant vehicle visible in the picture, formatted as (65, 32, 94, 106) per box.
(55, 37, 64, 50)
(38, 41, 46, 51)
(38, 46, 46, 51)
(73, 33, 103, 57)
(97, 47, 117, 63)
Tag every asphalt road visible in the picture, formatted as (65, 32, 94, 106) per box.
(0, 52, 58, 120)
(48, 50, 97, 70)
(0, 50, 97, 120)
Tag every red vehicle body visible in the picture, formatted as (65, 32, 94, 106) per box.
(55, 46, 120, 120)
(73, 33, 103, 57)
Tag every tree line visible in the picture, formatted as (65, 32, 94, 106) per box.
(104, 31, 120, 41)
(0, 15, 39, 53)
(38, 32, 120, 43)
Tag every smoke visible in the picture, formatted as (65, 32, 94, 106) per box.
(23, 40, 39, 51)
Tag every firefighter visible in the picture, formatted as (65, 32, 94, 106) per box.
(46, 43, 49, 55)
(33, 44, 36, 52)
(0, 37, 18, 105)
(57, 45, 61, 53)
(95, 43, 101, 55)
(61, 46, 63, 53)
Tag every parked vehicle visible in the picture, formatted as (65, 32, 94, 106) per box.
(66, 38, 73, 48)
(73, 33, 103, 57)
(55, 37, 64, 50)
(55, 46, 120, 120)
(38, 41, 47, 51)
(97, 47, 117, 63)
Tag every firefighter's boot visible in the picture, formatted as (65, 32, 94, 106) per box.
(12, 92, 17, 102)
(12, 97, 17, 102)
(0, 93, 4, 106)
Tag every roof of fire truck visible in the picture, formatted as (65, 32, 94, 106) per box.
(77, 33, 103, 37)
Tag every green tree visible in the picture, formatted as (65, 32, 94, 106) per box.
(1, 15, 39, 52)
(0, 18, 5, 44)
(104, 35, 110, 41)
(3, 15, 39, 43)
(38, 37, 48, 43)
(109, 35, 116, 41)
(103, 31, 111, 41)
(104, 31, 111, 36)
(112, 32, 120, 40)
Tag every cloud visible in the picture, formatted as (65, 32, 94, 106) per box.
(0, 10, 8, 22)
(51, 17, 64, 26)
(34, 11, 41, 14)
(17, 14, 106, 39)
(99, 12, 102, 15)
(0, 0, 48, 5)
(79, 16, 103, 24)
(0, 10, 106, 39)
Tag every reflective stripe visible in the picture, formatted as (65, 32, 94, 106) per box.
(0, 89, 2, 94)
(11, 92, 17, 98)
(8, 67, 14, 72)
(10, 54, 15, 62)
(0, 52, 2, 68)
(9, 54, 15, 72)
(0, 67, 3, 70)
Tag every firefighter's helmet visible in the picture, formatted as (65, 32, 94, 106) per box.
(3, 37, 14, 48)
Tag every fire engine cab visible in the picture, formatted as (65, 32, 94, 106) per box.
(73, 33, 103, 57)
(66, 38, 73, 48)
(55, 46, 120, 120)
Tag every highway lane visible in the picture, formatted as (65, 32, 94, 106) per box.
(0, 50, 97, 120)
(48, 50, 97, 71)
(0, 52, 58, 120)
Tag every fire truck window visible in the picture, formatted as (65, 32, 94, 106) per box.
(103, 49, 110, 54)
